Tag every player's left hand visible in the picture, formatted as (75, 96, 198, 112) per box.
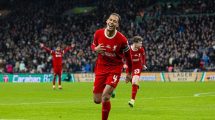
(40, 43, 44, 48)
(143, 65, 147, 70)
(125, 73, 132, 83)
(123, 64, 128, 69)
(71, 43, 75, 48)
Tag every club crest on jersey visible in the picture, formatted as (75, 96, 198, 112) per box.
(113, 45, 117, 51)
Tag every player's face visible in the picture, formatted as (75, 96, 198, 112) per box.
(106, 15, 119, 31)
(134, 42, 142, 49)
(56, 47, 60, 51)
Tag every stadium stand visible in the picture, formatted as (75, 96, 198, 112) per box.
(0, 0, 214, 73)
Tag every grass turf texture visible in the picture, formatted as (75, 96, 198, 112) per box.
(0, 82, 215, 120)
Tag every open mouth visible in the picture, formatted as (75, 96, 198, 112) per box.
(108, 24, 114, 29)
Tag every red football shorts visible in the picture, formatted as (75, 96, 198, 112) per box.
(132, 68, 142, 76)
(53, 67, 62, 75)
(93, 73, 121, 94)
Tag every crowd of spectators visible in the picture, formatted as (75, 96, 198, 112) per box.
(0, 0, 214, 73)
(167, 0, 215, 14)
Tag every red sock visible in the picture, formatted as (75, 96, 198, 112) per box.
(131, 85, 139, 100)
(102, 101, 111, 120)
(53, 75, 56, 85)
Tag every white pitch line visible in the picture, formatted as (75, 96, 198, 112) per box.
(0, 119, 26, 120)
(0, 100, 90, 106)
(0, 101, 70, 106)
(143, 95, 195, 99)
(1, 93, 215, 106)
(193, 92, 215, 97)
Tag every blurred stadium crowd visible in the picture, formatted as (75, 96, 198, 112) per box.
(0, 0, 214, 73)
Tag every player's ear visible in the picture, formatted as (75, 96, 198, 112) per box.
(116, 23, 119, 28)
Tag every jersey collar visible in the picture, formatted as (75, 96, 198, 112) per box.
(104, 28, 117, 39)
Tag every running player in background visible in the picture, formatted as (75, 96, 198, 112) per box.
(126, 36, 147, 107)
(40, 43, 75, 89)
(91, 13, 132, 120)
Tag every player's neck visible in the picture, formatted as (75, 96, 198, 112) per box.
(104, 28, 117, 39)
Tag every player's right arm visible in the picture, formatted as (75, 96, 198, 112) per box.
(141, 48, 147, 70)
(91, 31, 105, 53)
(40, 43, 52, 54)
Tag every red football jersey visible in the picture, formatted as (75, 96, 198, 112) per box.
(42, 46, 72, 69)
(51, 51, 64, 68)
(91, 28, 132, 74)
(130, 47, 146, 71)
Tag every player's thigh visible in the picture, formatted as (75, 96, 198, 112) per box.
(93, 75, 107, 103)
(53, 67, 62, 72)
(132, 68, 141, 85)
(132, 75, 140, 85)
(93, 74, 107, 94)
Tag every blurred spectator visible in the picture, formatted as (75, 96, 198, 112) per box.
(0, 0, 214, 73)
(19, 61, 26, 73)
(167, 65, 174, 72)
(202, 51, 210, 67)
(0, 58, 5, 73)
(6, 63, 13, 73)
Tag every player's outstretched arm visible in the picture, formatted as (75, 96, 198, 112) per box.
(40, 43, 52, 53)
(63, 43, 75, 54)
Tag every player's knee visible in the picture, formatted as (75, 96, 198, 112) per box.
(102, 95, 110, 102)
(94, 100, 101, 104)
(93, 97, 102, 104)
(132, 75, 140, 85)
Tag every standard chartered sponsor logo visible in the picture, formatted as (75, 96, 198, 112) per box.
(13, 75, 41, 83)
(104, 52, 116, 57)
(132, 58, 140, 62)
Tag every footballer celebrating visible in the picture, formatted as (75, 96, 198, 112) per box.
(40, 43, 75, 89)
(91, 13, 132, 120)
(126, 36, 147, 107)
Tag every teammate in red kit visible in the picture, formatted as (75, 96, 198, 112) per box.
(126, 36, 147, 107)
(91, 13, 132, 120)
(40, 43, 75, 89)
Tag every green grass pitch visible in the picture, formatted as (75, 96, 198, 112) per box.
(0, 82, 215, 120)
